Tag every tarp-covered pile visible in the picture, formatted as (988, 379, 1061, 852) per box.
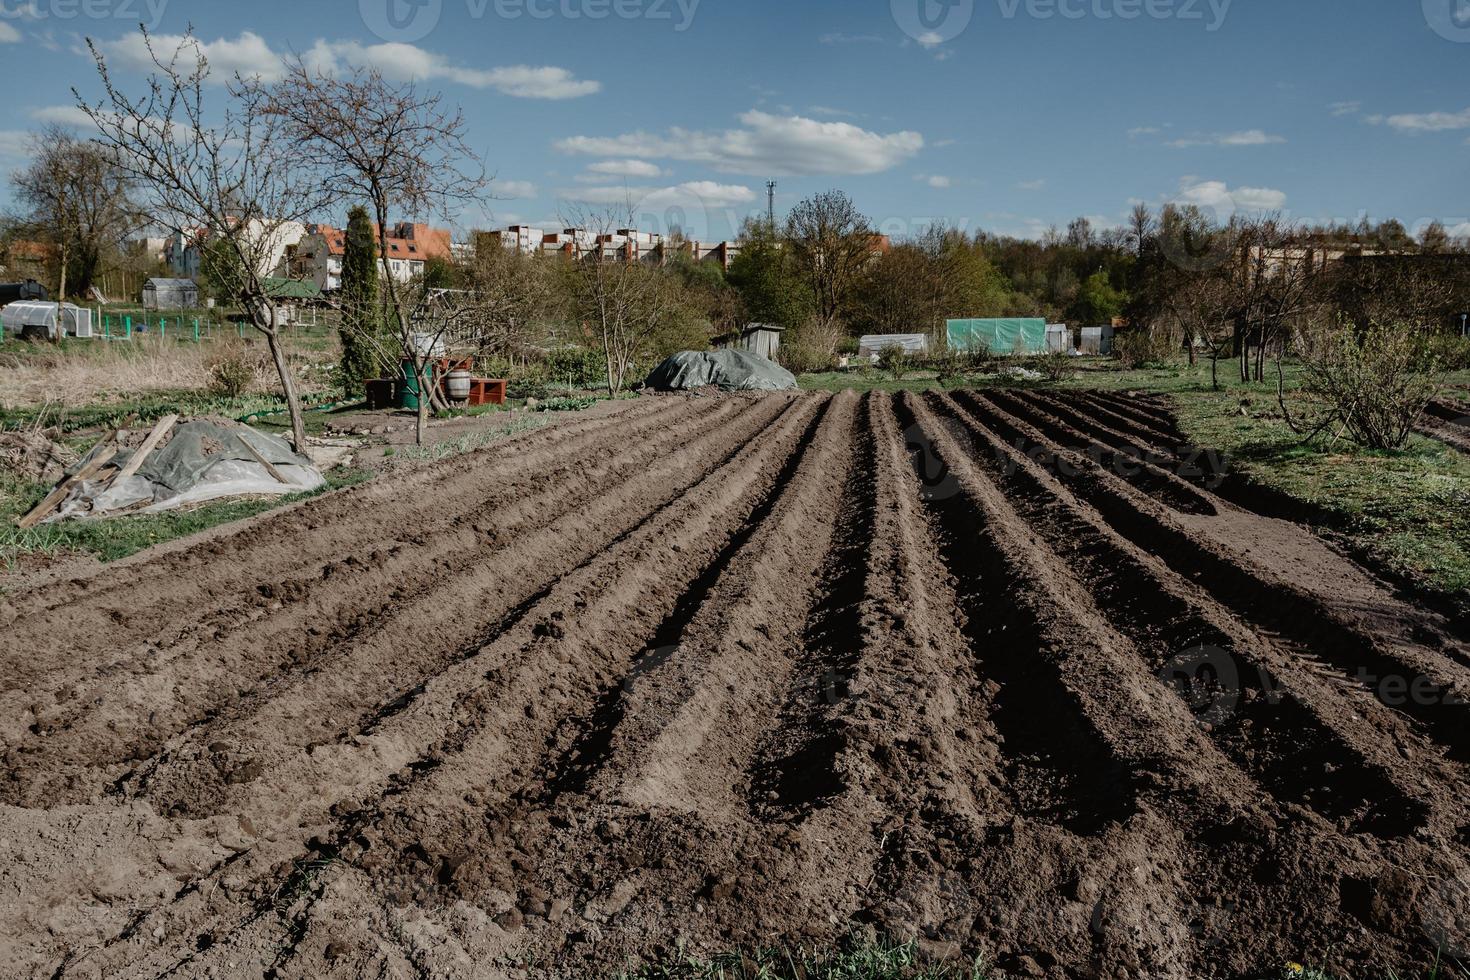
(49, 419, 324, 522)
(645, 349, 798, 392)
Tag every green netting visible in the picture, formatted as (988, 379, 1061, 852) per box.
(946, 318, 1049, 356)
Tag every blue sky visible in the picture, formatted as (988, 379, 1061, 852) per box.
(1, 0, 1468, 242)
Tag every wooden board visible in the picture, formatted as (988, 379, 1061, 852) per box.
(114, 414, 178, 482)
(240, 437, 292, 485)
(16, 445, 118, 529)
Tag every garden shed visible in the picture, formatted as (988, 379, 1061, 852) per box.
(142, 278, 199, 310)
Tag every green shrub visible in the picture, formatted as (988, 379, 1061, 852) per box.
(877, 343, 908, 379)
(1428, 333, 1470, 371)
(543, 347, 609, 390)
(779, 340, 833, 375)
(1112, 331, 1171, 369)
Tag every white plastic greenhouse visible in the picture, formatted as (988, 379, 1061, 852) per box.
(1, 301, 94, 339)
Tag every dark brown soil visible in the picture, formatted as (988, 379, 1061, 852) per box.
(2, 389, 1468, 980)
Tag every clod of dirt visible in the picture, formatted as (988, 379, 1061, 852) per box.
(0, 430, 77, 484)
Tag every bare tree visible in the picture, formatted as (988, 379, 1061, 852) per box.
(10, 125, 139, 341)
(1225, 216, 1326, 382)
(786, 190, 874, 326)
(264, 58, 486, 445)
(556, 206, 687, 396)
(461, 237, 553, 365)
(80, 29, 334, 449)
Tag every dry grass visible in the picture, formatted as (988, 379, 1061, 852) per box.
(0, 336, 298, 410)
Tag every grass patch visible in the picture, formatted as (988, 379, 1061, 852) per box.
(0, 465, 373, 568)
(1154, 377, 1470, 607)
(618, 938, 989, 979)
(0, 389, 340, 435)
(388, 415, 554, 463)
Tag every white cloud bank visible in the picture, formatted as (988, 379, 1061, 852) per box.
(1173, 177, 1286, 215)
(555, 110, 923, 177)
(96, 31, 599, 99)
(1168, 129, 1286, 148)
(559, 181, 757, 209)
(1371, 108, 1470, 133)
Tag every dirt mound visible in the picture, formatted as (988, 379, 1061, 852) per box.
(1, 390, 1468, 979)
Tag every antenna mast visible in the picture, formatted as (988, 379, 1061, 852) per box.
(766, 180, 777, 228)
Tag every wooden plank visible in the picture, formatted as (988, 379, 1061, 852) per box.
(17, 445, 118, 529)
(239, 437, 292, 485)
(114, 414, 177, 482)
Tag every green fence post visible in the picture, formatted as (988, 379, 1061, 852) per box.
(124, 315, 132, 339)
(160, 317, 166, 340)
(193, 317, 200, 342)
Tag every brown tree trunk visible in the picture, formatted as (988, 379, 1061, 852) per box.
(53, 248, 68, 345)
(263, 322, 307, 453)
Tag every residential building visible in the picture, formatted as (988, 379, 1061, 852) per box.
(295, 220, 452, 292)
(166, 219, 306, 281)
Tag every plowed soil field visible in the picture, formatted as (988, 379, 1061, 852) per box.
(3, 389, 1468, 980)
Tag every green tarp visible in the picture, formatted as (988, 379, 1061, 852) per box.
(947, 318, 1049, 356)
(645, 349, 798, 391)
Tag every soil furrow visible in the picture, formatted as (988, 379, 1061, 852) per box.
(957, 390, 1470, 766)
(933, 390, 1437, 836)
(39, 395, 826, 978)
(0, 396, 709, 691)
(0, 398, 773, 806)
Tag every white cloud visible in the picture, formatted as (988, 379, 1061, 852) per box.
(559, 181, 757, 209)
(808, 105, 859, 119)
(1173, 177, 1286, 215)
(915, 174, 950, 188)
(0, 22, 20, 43)
(1329, 101, 1361, 117)
(1017, 179, 1046, 191)
(495, 180, 537, 198)
(0, 129, 31, 162)
(98, 32, 597, 99)
(819, 33, 883, 44)
(1371, 107, 1470, 132)
(555, 110, 923, 177)
(1127, 126, 1161, 138)
(100, 30, 283, 83)
(915, 31, 944, 47)
(30, 105, 97, 128)
(1168, 129, 1286, 148)
(585, 159, 668, 178)
(305, 40, 599, 99)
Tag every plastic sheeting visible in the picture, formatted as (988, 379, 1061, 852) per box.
(644, 349, 798, 392)
(858, 334, 930, 357)
(50, 420, 325, 522)
(947, 318, 1049, 356)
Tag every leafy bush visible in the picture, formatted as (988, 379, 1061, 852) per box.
(1029, 350, 1077, 381)
(778, 340, 833, 375)
(542, 347, 608, 390)
(877, 343, 908, 379)
(1428, 333, 1470, 371)
(1289, 320, 1446, 449)
(1112, 330, 1171, 369)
